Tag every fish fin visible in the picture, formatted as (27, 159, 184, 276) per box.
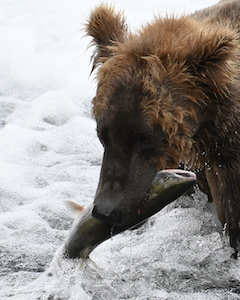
(64, 200, 84, 218)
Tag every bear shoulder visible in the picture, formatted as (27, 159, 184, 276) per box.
(191, 0, 240, 32)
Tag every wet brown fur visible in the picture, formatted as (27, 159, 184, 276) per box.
(85, 0, 240, 256)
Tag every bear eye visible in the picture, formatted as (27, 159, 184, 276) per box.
(134, 136, 153, 152)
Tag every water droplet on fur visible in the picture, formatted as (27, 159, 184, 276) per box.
(223, 222, 227, 232)
(110, 226, 114, 239)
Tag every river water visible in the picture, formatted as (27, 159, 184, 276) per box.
(2, 0, 240, 299)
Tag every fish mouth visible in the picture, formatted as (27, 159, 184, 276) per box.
(152, 169, 197, 183)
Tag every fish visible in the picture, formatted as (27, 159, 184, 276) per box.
(64, 169, 196, 259)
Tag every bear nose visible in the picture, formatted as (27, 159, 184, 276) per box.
(92, 203, 123, 226)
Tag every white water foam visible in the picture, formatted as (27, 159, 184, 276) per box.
(2, 0, 240, 299)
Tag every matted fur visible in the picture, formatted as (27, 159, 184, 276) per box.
(85, 1, 240, 256)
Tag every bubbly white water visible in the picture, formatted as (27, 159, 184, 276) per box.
(1, 0, 240, 299)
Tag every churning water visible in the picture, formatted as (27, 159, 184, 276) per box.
(1, 0, 240, 299)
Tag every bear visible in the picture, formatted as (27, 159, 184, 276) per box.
(85, 0, 240, 258)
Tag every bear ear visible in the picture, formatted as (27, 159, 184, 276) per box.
(85, 5, 127, 72)
(187, 30, 238, 95)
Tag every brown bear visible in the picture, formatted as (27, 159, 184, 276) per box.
(85, 0, 240, 258)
